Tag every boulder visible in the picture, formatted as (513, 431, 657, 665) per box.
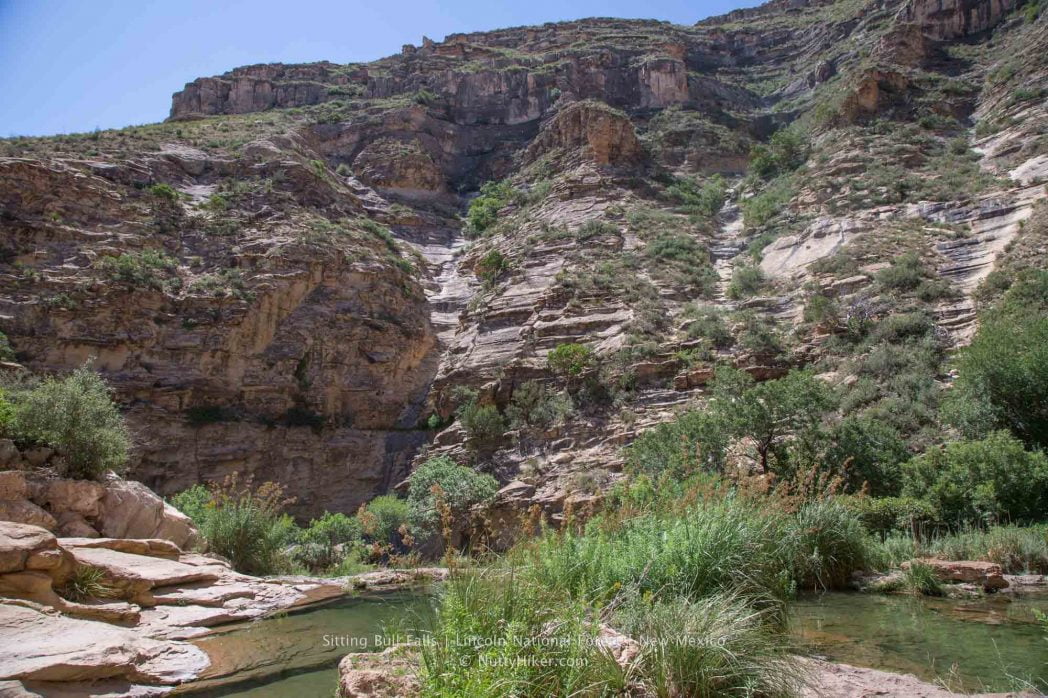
(0, 440, 20, 468)
(338, 645, 419, 698)
(0, 523, 57, 574)
(0, 471, 29, 500)
(0, 501, 57, 532)
(20, 448, 52, 468)
(43, 480, 105, 519)
(98, 480, 200, 550)
(64, 546, 219, 601)
(54, 512, 100, 538)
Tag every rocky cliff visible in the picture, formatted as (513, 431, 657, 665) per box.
(1, 0, 1045, 521)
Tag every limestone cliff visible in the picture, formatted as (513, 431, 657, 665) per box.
(0, 0, 1045, 522)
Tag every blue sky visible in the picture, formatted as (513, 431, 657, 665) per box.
(0, 0, 759, 137)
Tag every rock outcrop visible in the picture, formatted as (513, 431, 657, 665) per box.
(0, 520, 351, 694)
(1, 0, 1046, 527)
(0, 469, 198, 548)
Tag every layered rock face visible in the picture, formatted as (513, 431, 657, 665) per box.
(1, 0, 1046, 524)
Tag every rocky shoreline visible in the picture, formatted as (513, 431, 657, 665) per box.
(0, 517, 446, 697)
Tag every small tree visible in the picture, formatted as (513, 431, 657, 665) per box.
(711, 367, 835, 475)
(407, 456, 498, 537)
(7, 365, 131, 479)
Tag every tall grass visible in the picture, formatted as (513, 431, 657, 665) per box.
(866, 524, 1048, 574)
(522, 495, 869, 613)
(419, 492, 874, 695)
(615, 593, 804, 698)
(418, 569, 626, 697)
(925, 525, 1048, 574)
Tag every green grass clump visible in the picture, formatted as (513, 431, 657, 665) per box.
(57, 566, 117, 602)
(419, 569, 626, 697)
(615, 593, 804, 698)
(900, 561, 945, 596)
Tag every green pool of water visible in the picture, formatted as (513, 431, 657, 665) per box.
(793, 591, 1048, 693)
(176, 591, 434, 697)
(181, 587, 1047, 696)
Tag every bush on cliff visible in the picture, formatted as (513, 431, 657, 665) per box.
(465, 180, 517, 236)
(5, 365, 130, 479)
(407, 456, 498, 538)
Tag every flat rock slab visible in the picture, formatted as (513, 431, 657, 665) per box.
(0, 604, 208, 685)
(68, 547, 219, 589)
(61, 537, 181, 560)
(149, 582, 257, 607)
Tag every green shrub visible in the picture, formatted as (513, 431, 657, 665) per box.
(97, 249, 178, 290)
(505, 380, 573, 430)
(0, 331, 14, 362)
(901, 431, 1048, 526)
(944, 270, 1048, 447)
(465, 180, 517, 235)
(824, 416, 909, 496)
(749, 127, 808, 180)
(683, 308, 733, 348)
(406, 456, 498, 537)
(455, 399, 506, 450)
(546, 343, 596, 378)
(845, 496, 936, 537)
(6, 366, 130, 478)
(664, 174, 726, 217)
(195, 480, 297, 575)
(741, 176, 794, 228)
(301, 511, 363, 547)
(147, 183, 179, 201)
(475, 249, 509, 284)
(359, 494, 410, 544)
(803, 293, 839, 326)
(711, 367, 835, 476)
(875, 252, 928, 291)
(627, 410, 729, 478)
(169, 484, 212, 528)
(727, 264, 765, 299)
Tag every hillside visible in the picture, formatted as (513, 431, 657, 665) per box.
(0, 0, 1045, 525)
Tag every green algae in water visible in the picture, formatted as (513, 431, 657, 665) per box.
(793, 591, 1048, 693)
(179, 591, 434, 697)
